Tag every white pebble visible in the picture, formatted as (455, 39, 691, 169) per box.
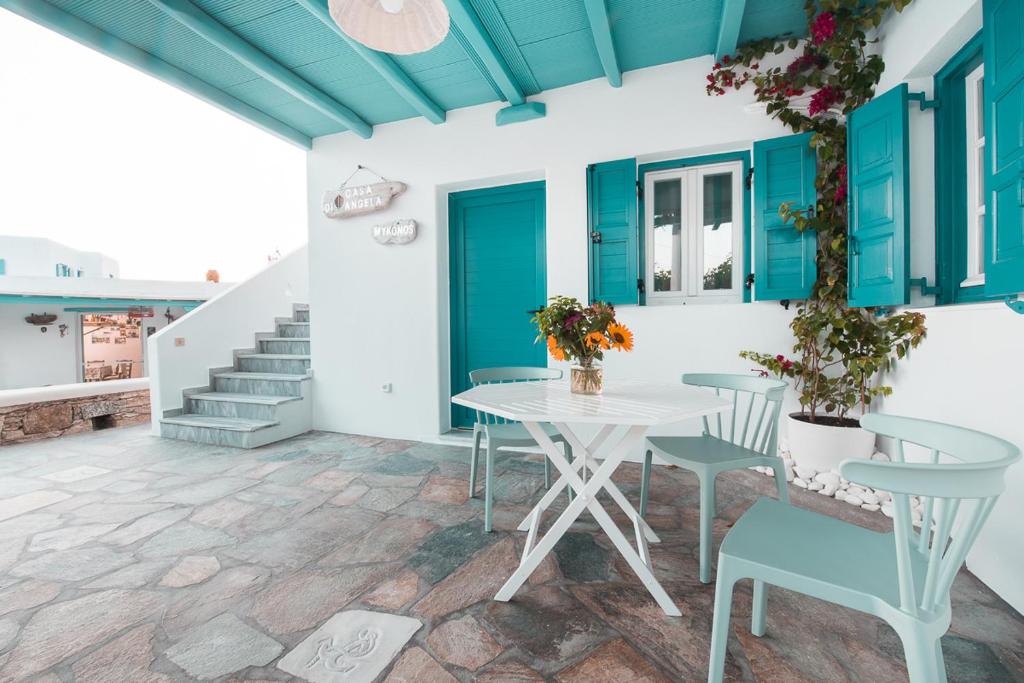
(876, 490, 891, 503)
(814, 472, 840, 486)
(871, 451, 891, 462)
(821, 484, 838, 496)
(834, 490, 847, 502)
(861, 492, 880, 505)
(861, 504, 881, 512)
(845, 494, 864, 506)
(793, 477, 808, 489)
(795, 466, 816, 481)
(848, 486, 869, 499)
(807, 482, 824, 491)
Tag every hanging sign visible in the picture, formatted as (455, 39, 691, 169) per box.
(372, 219, 418, 245)
(322, 165, 406, 219)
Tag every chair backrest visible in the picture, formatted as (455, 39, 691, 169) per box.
(841, 413, 1020, 617)
(683, 373, 787, 456)
(469, 366, 562, 425)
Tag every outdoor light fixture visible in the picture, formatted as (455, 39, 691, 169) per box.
(328, 0, 449, 55)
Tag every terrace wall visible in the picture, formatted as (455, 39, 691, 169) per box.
(306, 0, 1023, 612)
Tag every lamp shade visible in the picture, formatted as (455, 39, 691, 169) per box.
(329, 0, 450, 55)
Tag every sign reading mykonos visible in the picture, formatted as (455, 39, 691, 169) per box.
(372, 219, 417, 245)
(322, 180, 407, 218)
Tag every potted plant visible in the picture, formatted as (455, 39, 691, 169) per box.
(706, 0, 927, 471)
(531, 296, 634, 395)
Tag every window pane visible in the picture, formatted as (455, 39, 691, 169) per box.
(653, 178, 682, 292)
(976, 144, 985, 199)
(976, 76, 985, 139)
(702, 173, 733, 290)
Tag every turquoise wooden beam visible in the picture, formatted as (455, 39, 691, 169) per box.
(582, 0, 621, 87)
(715, 0, 748, 61)
(0, 295, 206, 307)
(444, 0, 525, 106)
(294, 0, 445, 125)
(495, 101, 546, 126)
(145, 0, 373, 138)
(0, 0, 311, 149)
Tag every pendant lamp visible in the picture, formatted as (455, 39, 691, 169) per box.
(328, 0, 450, 55)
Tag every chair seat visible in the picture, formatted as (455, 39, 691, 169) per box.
(646, 435, 769, 468)
(721, 497, 928, 611)
(483, 422, 566, 446)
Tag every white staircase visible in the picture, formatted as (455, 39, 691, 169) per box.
(159, 304, 311, 448)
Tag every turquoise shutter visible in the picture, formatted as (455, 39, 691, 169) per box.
(753, 133, 817, 300)
(588, 158, 638, 305)
(983, 0, 1024, 295)
(847, 84, 911, 307)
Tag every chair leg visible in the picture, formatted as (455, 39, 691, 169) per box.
(469, 428, 483, 498)
(901, 629, 947, 683)
(698, 473, 715, 584)
(771, 460, 789, 503)
(639, 449, 653, 518)
(543, 452, 551, 490)
(707, 565, 737, 683)
(751, 580, 767, 637)
(484, 441, 497, 533)
(564, 442, 574, 504)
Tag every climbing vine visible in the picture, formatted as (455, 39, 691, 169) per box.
(707, 0, 927, 423)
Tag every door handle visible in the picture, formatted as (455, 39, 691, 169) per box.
(590, 231, 602, 244)
(849, 235, 860, 256)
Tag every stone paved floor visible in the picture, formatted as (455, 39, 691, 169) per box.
(0, 426, 1021, 682)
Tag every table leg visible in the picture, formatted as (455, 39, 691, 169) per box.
(516, 423, 616, 532)
(497, 422, 681, 616)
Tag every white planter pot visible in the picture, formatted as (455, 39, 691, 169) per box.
(786, 413, 876, 472)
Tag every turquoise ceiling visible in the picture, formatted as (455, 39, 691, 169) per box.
(2, 0, 807, 147)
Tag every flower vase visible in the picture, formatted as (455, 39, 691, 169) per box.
(570, 364, 603, 395)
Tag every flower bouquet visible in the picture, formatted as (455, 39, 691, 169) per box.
(531, 296, 634, 395)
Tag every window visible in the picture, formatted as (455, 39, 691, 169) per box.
(642, 160, 744, 303)
(933, 33, 998, 305)
(963, 63, 985, 286)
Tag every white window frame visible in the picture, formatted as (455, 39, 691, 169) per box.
(963, 62, 986, 287)
(643, 160, 744, 304)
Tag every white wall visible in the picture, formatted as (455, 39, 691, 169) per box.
(307, 57, 797, 443)
(147, 245, 309, 428)
(0, 304, 185, 390)
(0, 236, 119, 278)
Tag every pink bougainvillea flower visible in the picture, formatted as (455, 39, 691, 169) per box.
(834, 163, 848, 204)
(808, 85, 843, 116)
(812, 12, 836, 45)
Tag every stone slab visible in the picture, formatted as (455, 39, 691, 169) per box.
(0, 491, 71, 523)
(277, 610, 422, 683)
(165, 613, 283, 681)
(41, 465, 111, 483)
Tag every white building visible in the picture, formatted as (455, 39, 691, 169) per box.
(0, 235, 119, 278)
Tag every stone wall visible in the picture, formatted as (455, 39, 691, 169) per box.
(0, 389, 150, 446)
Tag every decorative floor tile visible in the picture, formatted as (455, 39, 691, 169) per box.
(277, 610, 422, 683)
(0, 491, 71, 523)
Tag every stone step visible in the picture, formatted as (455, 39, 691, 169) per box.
(187, 392, 302, 420)
(294, 308, 309, 323)
(236, 354, 310, 375)
(277, 322, 309, 338)
(259, 338, 310, 354)
(213, 372, 309, 397)
(161, 415, 278, 432)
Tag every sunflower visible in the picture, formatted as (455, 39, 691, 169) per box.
(606, 322, 634, 351)
(547, 335, 566, 361)
(584, 331, 609, 350)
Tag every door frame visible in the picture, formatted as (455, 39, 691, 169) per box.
(448, 180, 547, 430)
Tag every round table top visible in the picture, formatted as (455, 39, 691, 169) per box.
(451, 379, 731, 426)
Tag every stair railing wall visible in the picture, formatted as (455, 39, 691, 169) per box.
(147, 245, 310, 433)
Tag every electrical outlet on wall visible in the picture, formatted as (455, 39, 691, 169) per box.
(174, 337, 186, 347)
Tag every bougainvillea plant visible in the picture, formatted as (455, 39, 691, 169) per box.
(707, 0, 927, 424)
(531, 296, 634, 368)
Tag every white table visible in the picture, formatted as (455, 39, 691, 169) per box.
(452, 379, 730, 616)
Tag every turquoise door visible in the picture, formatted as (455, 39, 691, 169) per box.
(449, 181, 547, 429)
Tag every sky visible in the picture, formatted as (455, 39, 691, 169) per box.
(0, 9, 307, 282)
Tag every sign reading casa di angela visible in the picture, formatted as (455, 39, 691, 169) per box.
(323, 180, 407, 219)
